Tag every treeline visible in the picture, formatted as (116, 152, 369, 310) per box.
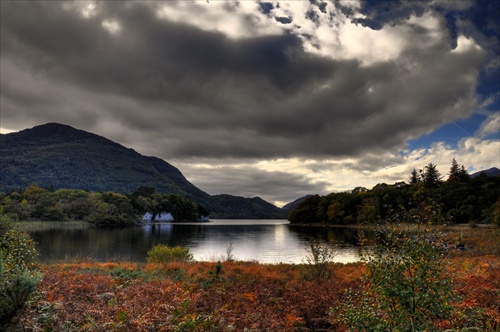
(0, 186, 209, 226)
(288, 159, 500, 225)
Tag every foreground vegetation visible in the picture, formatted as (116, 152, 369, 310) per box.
(0, 215, 41, 331)
(9, 252, 500, 331)
(4, 222, 500, 331)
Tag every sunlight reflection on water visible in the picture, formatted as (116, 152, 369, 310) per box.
(27, 219, 363, 264)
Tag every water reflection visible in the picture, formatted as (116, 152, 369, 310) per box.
(26, 220, 370, 264)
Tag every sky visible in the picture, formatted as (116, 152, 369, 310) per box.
(1, 0, 499, 207)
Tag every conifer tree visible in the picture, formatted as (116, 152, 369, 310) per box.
(423, 163, 442, 188)
(458, 165, 469, 182)
(448, 158, 460, 180)
(409, 168, 420, 184)
(448, 158, 469, 182)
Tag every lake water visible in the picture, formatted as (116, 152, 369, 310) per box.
(25, 220, 365, 264)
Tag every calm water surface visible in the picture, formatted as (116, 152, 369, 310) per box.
(25, 220, 365, 264)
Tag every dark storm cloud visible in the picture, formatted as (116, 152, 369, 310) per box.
(0, 1, 489, 160)
(2, 1, 330, 100)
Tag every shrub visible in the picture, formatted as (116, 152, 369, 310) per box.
(147, 244, 194, 264)
(301, 237, 338, 281)
(492, 198, 500, 226)
(0, 215, 42, 330)
(225, 242, 235, 262)
(335, 209, 455, 331)
(109, 267, 142, 281)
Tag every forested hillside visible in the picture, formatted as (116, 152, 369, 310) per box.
(288, 160, 500, 225)
(0, 123, 285, 219)
(211, 194, 286, 219)
(0, 123, 214, 204)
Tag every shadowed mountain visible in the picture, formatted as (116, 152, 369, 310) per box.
(0, 123, 285, 218)
(281, 194, 314, 212)
(469, 167, 500, 178)
(211, 194, 286, 219)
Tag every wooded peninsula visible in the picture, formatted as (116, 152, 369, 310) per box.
(288, 159, 500, 226)
(0, 186, 208, 226)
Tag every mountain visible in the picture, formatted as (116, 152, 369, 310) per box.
(281, 195, 314, 212)
(0, 123, 285, 218)
(211, 194, 286, 219)
(469, 167, 500, 178)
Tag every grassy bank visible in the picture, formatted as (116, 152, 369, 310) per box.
(9, 228, 500, 331)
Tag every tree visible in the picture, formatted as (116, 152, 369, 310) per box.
(357, 198, 378, 223)
(422, 163, 442, 188)
(458, 165, 470, 182)
(448, 158, 469, 182)
(492, 198, 500, 226)
(409, 168, 420, 184)
(288, 195, 322, 224)
(146, 193, 201, 222)
(448, 158, 460, 180)
(352, 187, 368, 194)
(132, 186, 156, 198)
(301, 238, 338, 281)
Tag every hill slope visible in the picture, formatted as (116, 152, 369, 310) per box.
(281, 195, 314, 212)
(212, 194, 286, 219)
(470, 167, 500, 178)
(0, 123, 285, 218)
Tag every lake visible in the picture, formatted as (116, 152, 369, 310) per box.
(25, 220, 366, 264)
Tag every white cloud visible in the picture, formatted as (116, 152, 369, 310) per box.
(176, 133, 499, 205)
(102, 20, 121, 35)
(62, 1, 97, 19)
(153, 2, 446, 65)
(476, 112, 500, 137)
(0, 127, 15, 134)
(156, 1, 281, 39)
(337, 20, 406, 63)
(453, 35, 482, 53)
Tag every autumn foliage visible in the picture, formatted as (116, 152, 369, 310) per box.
(5, 256, 497, 331)
(4, 227, 499, 331)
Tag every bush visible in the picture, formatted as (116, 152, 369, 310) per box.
(301, 237, 338, 281)
(335, 209, 455, 331)
(109, 267, 142, 281)
(147, 244, 193, 264)
(0, 215, 42, 330)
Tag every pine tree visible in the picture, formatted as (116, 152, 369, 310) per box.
(448, 158, 469, 182)
(448, 158, 460, 180)
(458, 165, 470, 182)
(410, 168, 420, 184)
(423, 163, 442, 188)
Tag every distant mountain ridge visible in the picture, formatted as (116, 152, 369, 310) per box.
(469, 167, 500, 178)
(281, 195, 314, 211)
(0, 123, 285, 219)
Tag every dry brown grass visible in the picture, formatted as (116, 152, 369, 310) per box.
(9, 227, 500, 331)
